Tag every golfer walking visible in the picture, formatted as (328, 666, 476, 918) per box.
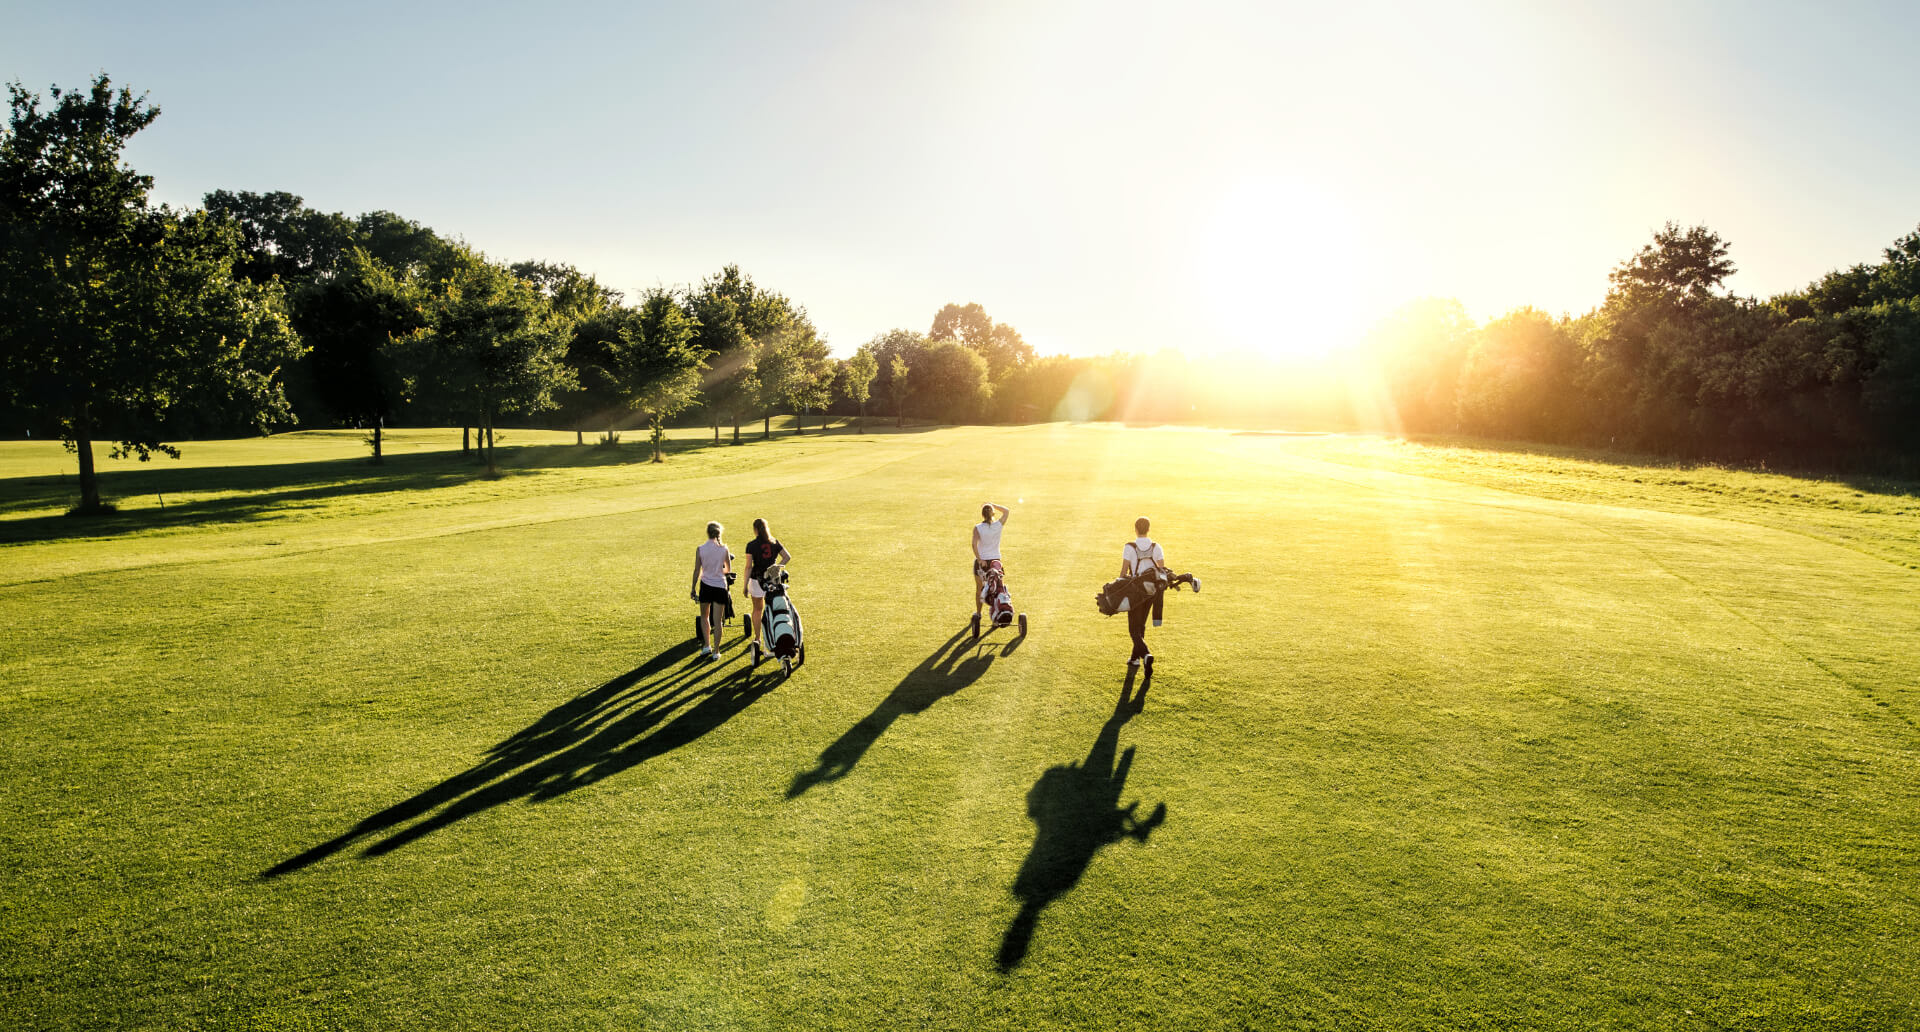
(1120, 516, 1166, 670)
(742, 517, 792, 651)
(973, 502, 1011, 621)
(690, 521, 732, 660)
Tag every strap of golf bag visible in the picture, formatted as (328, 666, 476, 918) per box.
(1128, 539, 1159, 576)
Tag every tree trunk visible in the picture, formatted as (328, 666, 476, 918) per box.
(858, 401, 866, 434)
(74, 406, 102, 513)
(371, 421, 384, 464)
(795, 409, 804, 435)
(712, 416, 719, 445)
(576, 429, 583, 446)
(462, 426, 470, 454)
(483, 412, 497, 474)
(732, 413, 741, 445)
(763, 412, 771, 440)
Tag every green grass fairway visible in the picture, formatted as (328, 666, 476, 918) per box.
(3, 426, 1917, 1030)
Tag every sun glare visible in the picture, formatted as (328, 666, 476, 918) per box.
(1188, 180, 1373, 362)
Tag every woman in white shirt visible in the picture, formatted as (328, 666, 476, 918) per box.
(972, 502, 1010, 622)
(689, 521, 732, 660)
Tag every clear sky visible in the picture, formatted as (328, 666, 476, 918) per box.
(8, 0, 1918, 358)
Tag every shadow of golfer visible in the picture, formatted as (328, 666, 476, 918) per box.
(786, 627, 995, 798)
(264, 640, 778, 877)
(995, 669, 1166, 972)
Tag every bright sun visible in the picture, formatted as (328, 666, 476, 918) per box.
(1188, 180, 1372, 362)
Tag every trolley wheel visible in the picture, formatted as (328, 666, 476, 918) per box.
(970, 613, 981, 641)
(781, 658, 793, 678)
(750, 642, 761, 666)
(692, 616, 702, 642)
(742, 615, 752, 638)
(796, 643, 806, 666)
(1018, 613, 1028, 636)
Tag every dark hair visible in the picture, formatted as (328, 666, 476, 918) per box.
(1135, 516, 1150, 536)
(706, 521, 723, 539)
(982, 503, 994, 521)
(752, 517, 770, 541)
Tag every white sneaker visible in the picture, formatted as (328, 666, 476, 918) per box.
(1128, 657, 1142, 667)
(1190, 576, 1202, 593)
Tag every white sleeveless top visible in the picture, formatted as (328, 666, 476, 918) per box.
(975, 520, 1004, 561)
(696, 540, 730, 588)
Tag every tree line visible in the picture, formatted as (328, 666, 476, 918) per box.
(1360, 222, 1920, 465)
(7, 76, 1918, 517)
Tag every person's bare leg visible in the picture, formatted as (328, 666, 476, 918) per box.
(974, 571, 985, 618)
(698, 603, 712, 655)
(752, 597, 766, 648)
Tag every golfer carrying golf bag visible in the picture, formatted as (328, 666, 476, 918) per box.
(1121, 517, 1166, 671)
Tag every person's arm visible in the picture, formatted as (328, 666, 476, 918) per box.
(1154, 544, 1168, 570)
(777, 543, 792, 565)
(742, 550, 756, 584)
(992, 503, 1010, 524)
(1120, 543, 1134, 578)
(973, 525, 983, 561)
(691, 550, 702, 599)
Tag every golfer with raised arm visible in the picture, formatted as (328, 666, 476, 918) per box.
(690, 521, 732, 661)
(972, 502, 1010, 623)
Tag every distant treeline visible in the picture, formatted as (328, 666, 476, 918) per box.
(1358, 223, 1920, 465)
(7, 75, 1919, 519)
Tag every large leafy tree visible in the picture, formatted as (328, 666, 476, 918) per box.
(606, 289, 705, 462)
(1, 75, 304, 513)
(409, 245, 574, 474)
(297, 247, 425, 462)
(912, 340, 992, 423)
(1606, 222, 1735, 313)
(202, 189, 357, 284)
(930, 301, 1033, 385)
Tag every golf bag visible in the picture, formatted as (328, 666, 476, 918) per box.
(758, 566, 803, 662)
(1096, 566, 1198, 617)
(979, 559, 1015, 628)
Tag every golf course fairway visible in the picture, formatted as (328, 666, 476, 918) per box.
(2, 424, 1916, 1030)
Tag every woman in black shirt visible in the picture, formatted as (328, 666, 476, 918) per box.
(743, 517, 793, 649)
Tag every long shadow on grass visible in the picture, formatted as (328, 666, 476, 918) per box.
(264, 639, 780, 877)
(786, 627, 996, 798)
(996, 669, 1167, 972)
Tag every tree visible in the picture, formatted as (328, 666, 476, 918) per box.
(1455, 308, 1577, 440)
(297, 248, 425, 462)
(608, 289, 705, 462)
(930, 301, 1034, 384)
(889, 355, 910, 427)
(1607, 222, 1735, 313)
(843, 347, 878, 432)
(912, 340, 992, 423)
(409, 245, 574, 474)
(202, 189, 356, 284)
(865, 328, 929, 421)
(1, 75, 304, 513)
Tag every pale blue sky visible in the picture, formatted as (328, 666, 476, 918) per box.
(9, 0, 1919, 357)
